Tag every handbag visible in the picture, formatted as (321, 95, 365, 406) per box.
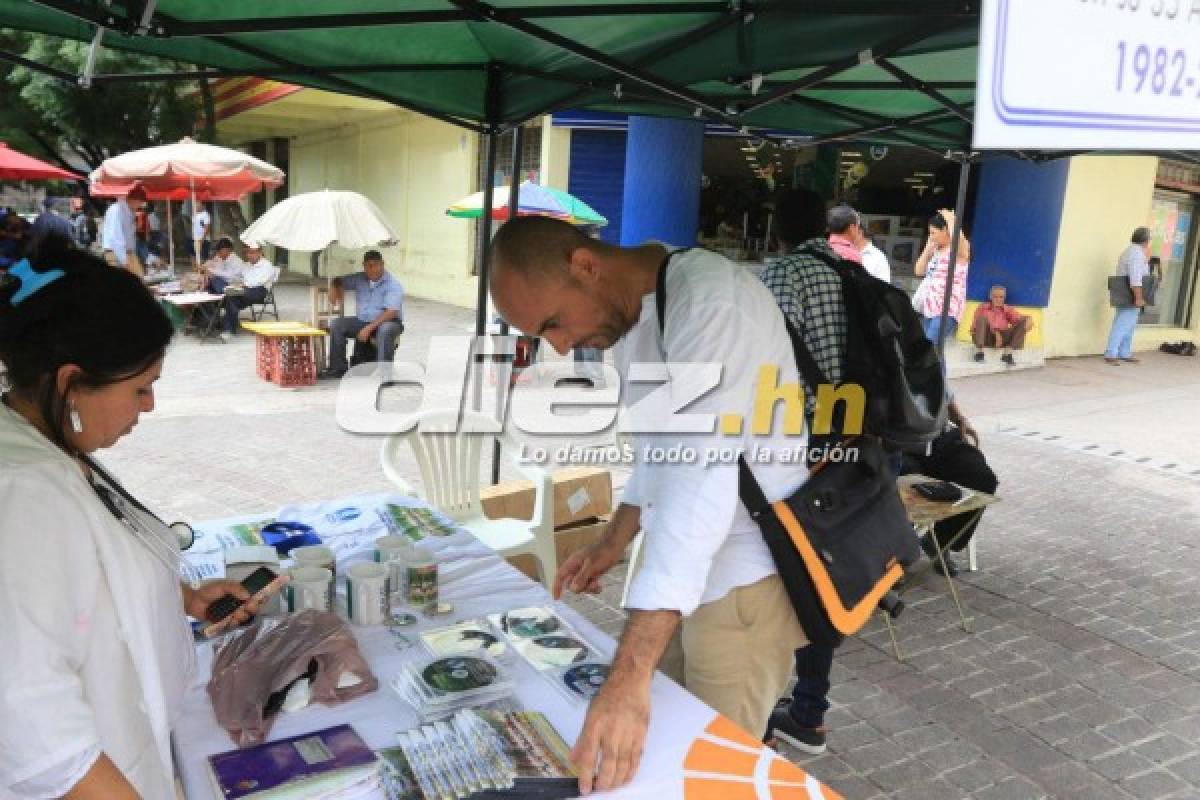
(911, 272, 931, 313)
(655, 253, 920, 648)
(1108, 275, 1134, 307)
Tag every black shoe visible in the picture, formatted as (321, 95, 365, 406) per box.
(764, 704, 827, 755)
(973, 351, 985, 363)
(317, 367, 346, 381)
(1001, 353, 1015, 366)
(933, 553, 960, 577)
(921, 533, 960, 577)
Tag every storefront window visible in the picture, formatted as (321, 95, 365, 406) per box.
(1146, 189, 1198, 327)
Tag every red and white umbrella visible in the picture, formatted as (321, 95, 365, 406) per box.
(88, 136, 283, 196)
(89, 137, 284, 265)
(0, 142, 80, 181)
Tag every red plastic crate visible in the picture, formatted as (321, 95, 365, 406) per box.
(255, 334, 317, 387)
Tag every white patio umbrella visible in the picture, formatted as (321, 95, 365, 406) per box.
(240, 189, 398, 252)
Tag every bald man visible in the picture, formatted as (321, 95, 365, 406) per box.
(490, 217, 810, 795)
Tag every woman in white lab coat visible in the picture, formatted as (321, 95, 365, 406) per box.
(0, 239, 262, 799)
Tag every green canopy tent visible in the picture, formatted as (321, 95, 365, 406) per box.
(0, 0, 989, 339)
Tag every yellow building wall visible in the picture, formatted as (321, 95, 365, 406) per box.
(1045, 155, 1200, 357)
(286, 112, 482, 308)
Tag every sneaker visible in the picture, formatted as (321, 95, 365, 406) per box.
(219, 331, 232, 343)
(1120, 357, 1140, 363)
(1001, 353, 1015, 366)
(1104, 357, 1121, 366)
(973, 351, 985, 363)
(764, 705, 827, 755)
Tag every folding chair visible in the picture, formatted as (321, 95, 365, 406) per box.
(249, 267, 282, 322)
(380, 409, 558, 589)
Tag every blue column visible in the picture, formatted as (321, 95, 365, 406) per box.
(620, 116, 704, 247)
(969, 158, 1069, 307)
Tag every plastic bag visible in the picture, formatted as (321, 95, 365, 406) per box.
(207, 610, 379, 747)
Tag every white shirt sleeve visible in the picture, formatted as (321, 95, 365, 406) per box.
(0, 470, 104, 790)
(100, 206, 127, 265)
(242, 260, 275, 288)
(623, 299, 780, 616)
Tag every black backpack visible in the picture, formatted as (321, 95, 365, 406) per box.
(808, 247, 948, 449)
(655, 250, 921, 647)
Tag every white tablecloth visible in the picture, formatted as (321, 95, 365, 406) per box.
(175, 494, 838, 800)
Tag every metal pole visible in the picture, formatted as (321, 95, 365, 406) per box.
(491, 125, 525, 484)
(166, 199, 174, 271)
(936, 154, 972, 356)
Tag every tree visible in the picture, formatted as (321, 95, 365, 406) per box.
(0, 31, 199, 172)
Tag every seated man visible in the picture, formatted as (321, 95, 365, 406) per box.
(901, 401, 999, 577)
(218, 243, 275, 342)
(971, 285, 1032, 365)
(199, 237, 247, 294)
(319, 249, 404, 379)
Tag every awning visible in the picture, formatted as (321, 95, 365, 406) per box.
(0, 1, 981, 151)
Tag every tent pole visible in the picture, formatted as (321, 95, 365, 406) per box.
(492, 124, 525, 485)
(167, 199, 174, 272)
(936, 153, 972, 357)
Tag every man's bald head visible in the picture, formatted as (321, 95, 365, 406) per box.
(490, 215, 594, 284)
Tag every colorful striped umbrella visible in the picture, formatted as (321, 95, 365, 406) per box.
(447, 181, 606, 227)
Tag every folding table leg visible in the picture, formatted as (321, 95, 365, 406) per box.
(967, 538, 978, 572)
(882, 611, 903, 661)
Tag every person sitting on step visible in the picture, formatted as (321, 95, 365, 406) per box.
(970, 285, 1032, 366)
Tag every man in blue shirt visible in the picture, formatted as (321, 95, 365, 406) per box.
(320, 249, 405, 379)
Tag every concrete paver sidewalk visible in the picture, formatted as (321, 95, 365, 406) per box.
(104, 283, 1200, 799)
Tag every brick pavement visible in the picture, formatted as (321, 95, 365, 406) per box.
(104, 283, 1200, 799)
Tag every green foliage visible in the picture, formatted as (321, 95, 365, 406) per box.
(0, 31, 199, 171)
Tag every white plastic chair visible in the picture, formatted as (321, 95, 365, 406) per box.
(380, 409, 557, 588)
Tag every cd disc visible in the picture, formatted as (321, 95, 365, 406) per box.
(563, 663, 610, 698)
(421, 657, 498, 693)
(504, 610, 561, 638)
(531, 635, 588, 664)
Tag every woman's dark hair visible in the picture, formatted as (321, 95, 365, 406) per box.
(1131, 226, 1151, 245)
(0, 235, 173, 453)
(929, 212, 948, 230)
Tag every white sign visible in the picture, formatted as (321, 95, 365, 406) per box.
(975, 0, 1200, 149)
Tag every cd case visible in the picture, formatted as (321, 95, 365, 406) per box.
(392, 654, 516, 721)
(421, 619, 508, 659)
(487, 607, 599, 672)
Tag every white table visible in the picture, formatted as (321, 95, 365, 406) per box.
(174, 494, 839, 800)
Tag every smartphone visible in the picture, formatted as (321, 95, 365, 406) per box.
(202, 567, 289, 638)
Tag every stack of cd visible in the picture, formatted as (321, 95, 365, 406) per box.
(392, 654, 515, 721)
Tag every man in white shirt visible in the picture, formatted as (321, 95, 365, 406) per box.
(191, 204, 211, 265)
(218, 243, 275, 341)
(199, 237, 246, 292)
(101, 187, 146, 276)
(860, 238, 891, 284)
(490, 216, 809, 795)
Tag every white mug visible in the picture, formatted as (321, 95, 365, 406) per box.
(286, 566, 332, 613)
(292, 545, 336, 577)
(345, 562, 388, 625)
(374, 535, 410, 599)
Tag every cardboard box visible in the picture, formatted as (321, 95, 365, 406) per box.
(506, 514, 610, 582)
(480, 467, 612, 528)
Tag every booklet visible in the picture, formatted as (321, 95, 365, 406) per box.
(207, 724, 378, 799)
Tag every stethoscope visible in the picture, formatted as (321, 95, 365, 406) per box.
(83, 453, 196, 551)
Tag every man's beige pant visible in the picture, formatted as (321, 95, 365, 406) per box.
(681, 575, 808, 737)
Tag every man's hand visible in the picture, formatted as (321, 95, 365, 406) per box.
(182, 580, 264, 627)
(573, 677, 651, 794)
(553, 538, 623, 599)
(355, 325, 375, 343)
(959, 418, 980, 449)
